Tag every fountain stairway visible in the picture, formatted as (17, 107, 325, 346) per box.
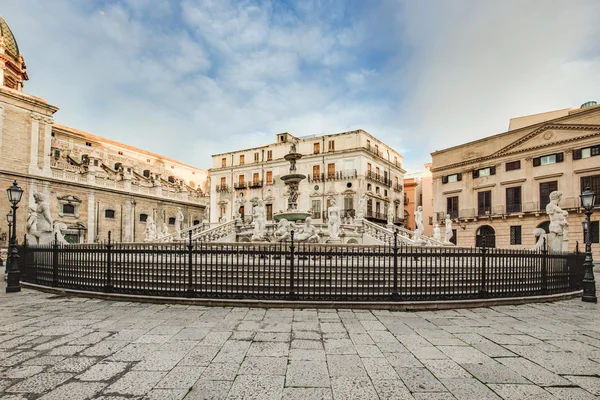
(360, 219, 445, 247)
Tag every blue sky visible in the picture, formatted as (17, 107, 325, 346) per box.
(3, 0, 600, 171)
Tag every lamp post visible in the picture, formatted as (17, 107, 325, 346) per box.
(6, 180, 23, 293)
(580, 185, 597, 303)
(6, 210, 13, 243)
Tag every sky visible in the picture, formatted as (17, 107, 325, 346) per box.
(3, 0, 600, 172)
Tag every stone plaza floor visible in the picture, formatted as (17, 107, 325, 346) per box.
(1, 284, 600, 399)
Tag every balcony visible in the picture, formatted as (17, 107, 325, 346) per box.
(447, 210, 459, 220)
(234, 182, 247, 190)
(366, 210, 387, 222)
(365, 144, 384, 158)
(506, 203, 522, 214)
(365, 171, 392, 187)
(393, 183, 403, 192)
(477, 207, 491, 217)
(307, 169, 358, 183)
(216, 185, 230, 193)
(248, 180, 263, 189)
(342, 209, 355, 218)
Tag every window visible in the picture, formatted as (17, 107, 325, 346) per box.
(376, 187, 380, 194)
(344, 197, 354, 214)
(510, 226, 522, 245)
(473, 166, 496, 178)
(327, 163, 335, 179)
(450, 229, 457, 245)
(533, 152, 563, 166)
(328, 140, 335, 151)
(367, 183, 372, 191)
(477, 191, 492, 216)
(313, 165, 320, 180)
(253, 173, 259, 184)
(376, 167, 380, 176)
(311, 200, 321, 219)
(105, 209, 115, 219)
(505, 160, 521, 171)
(581, 175, 600, 205)
(314, 143, 320, 154)
(238, 175, 245, 185)
(266, 204, 273, 220)
(367, 163, 372, 172)
(366, 139, 371, 148)
(586, 221, 599, 244)
(168, 217, 176, 225)
(220, 177, 226, 187)
(239, 155, 245, 165)
(53, 149, 61, 158)
(266, 171, 273, 185)
(93, 159, 99, 166)
(81, 155, 89, 165)
(168, 176, 175, 184)
(384, 190, 388, 197)
(118, 151, 123, 155)
(114, 162, 122, 171)
(539, 181, 558, 211)
(85, 142, 92, 147)
(62, 204, 75, 215)
(394, 156, 398, 165)
(254, 152, 259, 163)
(139, 213, 148, 222)
(267, 150, 272, 161)
(506, 187, 522, 213)
(221, 158, 226, 167)
(573, 145, 600, 159)
(193, 219, 200, 225)
(375, 144, 379, 154)
(446, 196, 459, 219)
(441, 173, 462, 184)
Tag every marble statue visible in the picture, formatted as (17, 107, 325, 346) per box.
(160, 224, 169, 239)
(233, 193, 244, 219)
(26, 207, 37, 243)
(251, 200, 267, 241)
(414, 206, 424, 237)
(328, 199, 341, 240)
(531, 228, 547, 250)
(175, 207, 184, 237)
(444, 214, 453, 245)
(433, 224, 441, 242)
(356, 194, 366, 219)
(144, 216, 157, 242)
(387, 207, 394, 225)
(32, 193, 57, 245)
(546, 191, 568, 252)
(296, 217, 320, 243)
(274, 219, 292, 242)
(53, 222, 69, 245)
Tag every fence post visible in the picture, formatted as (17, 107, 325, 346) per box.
(104, 231, 113, 293)
(575, 241, 580, 290)
(392, 230, 400, 301)
(542, 237, 548, 295)
(186, 230, 194, 298)
(52, 233, 59, 287)
(289, 230, 296, 300)
(479, 235, 488, 298)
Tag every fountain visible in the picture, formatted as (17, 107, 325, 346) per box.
(274, 141, 311, 223)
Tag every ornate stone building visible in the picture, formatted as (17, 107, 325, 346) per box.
(0, 16, 208, 244)
(430, 102, 600, 257)
(209, 131, 405, 227)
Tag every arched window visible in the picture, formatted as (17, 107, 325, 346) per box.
(62, 204, 75, 215)
(476, 225, 496, 248)
(193, 219, 200, 226)
(143, 169, 151, 178)
(139, 213, 148, 222)
(168, 176, 175, 184)
(105, 209, 115, 219)
(114, 162, 122, 171)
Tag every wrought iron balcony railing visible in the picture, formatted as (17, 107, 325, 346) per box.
(365, 171, 392, 187)
(234, 182, 247, 190)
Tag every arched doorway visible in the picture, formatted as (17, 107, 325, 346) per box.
(537, 221, 550, 233)
(476, 225, 496, 248)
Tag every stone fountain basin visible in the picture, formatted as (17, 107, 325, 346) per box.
(284, 153, 303, 161)
(280, 174, 306, 183)
(273, 211, 312, 222)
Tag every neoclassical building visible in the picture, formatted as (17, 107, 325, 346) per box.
(430, 102, 600, 257)
(0, 16, 208, 244)
(209, 131, 406, 227)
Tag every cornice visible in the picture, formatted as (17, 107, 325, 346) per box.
(534, 173, 563, 181)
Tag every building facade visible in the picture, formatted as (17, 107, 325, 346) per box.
(209, 131, 406, 227)
(403, 164, 435, 237)
(431, 103, 600, 257)
(0, 16, 208, 245)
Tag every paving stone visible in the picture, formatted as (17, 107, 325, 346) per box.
(133, 351, 188, 371)
(438, 345, 493, 364)
(324, 338, 356, 354)
(355, 344, 385, 358)
(327, 354, 367, 377)
(108, 343, 160, 362)
(285, 360, 330, 387)
(212, 340, 251, 363)
(254, 332, 290, 342)
(77, 361, 129, 381)
(37, 381, 106, 400)
(247, 341, 289, 357)
(200, 363, 240, 381)
(488, 383, 555, 399)
(199, 331, 233, 346)
(238, 356, 287, 376)
(106, 370, 166, 396)
(143, 388, 188, 400)
(497, 357, 571, 386)
(384, 351, 424, 368)
(545, 387, 598, 400)
(564, 375, 600, 395)
(0, 365, 45, 378)
(362, 357, 398, 380)
(440, 378, 502, 400)
(371, 379, 413, 400)
(186, 380, 232, 400)
(291, 339, 323, 350)
(179, 346, 220, 366)
(282, 387, 332, 400)
(412, 394, 456, 400)
(421, 359, 470, 379)
(50, 356, 98, 373)
(396, 367, 445, 392)
(289, 348, 327, 361)
(49, 345, 89, 356)
(81, 340, 129, 356)
(461, 361, 530, 384)
(5, 372, 73, 394)
(226, 374, 284, 400)
(330, 376, 379, 399)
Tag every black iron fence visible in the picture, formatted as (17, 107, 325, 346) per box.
(19, 232, 584, 302)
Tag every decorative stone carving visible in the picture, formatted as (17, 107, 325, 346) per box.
(387, 206, 394, 226)
(233, 193, 244, 219)
(433, 224, 441, 242)
(328, 199, 341, 241)
(57, 195, 81, 218)
(251, 200, 267, 241)
(30, 193, 68, 245)
(144, 216, 157, 242)
(175, 207, 184, 237)
(295, 217, 320, 243)
(356, 194, 366, 220)
(546, 191, 568, 252)
(274, 218, 292, 242)
(53, 222, 69, 245)
(531, 228, 547, 250)
(414, 206, 424, 236)
(444, 214, 453, 245)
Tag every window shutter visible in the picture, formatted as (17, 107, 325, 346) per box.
(457, 173, 462, 181)
(472, 170, 479, 179)
(442, 175, 448, 184)
(573, 149, 582, 160)
(556, 152, 564, 163)
(533, 157, 541, 167)
(490, 166, 496, 175)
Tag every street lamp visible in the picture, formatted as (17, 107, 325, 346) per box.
(6, 180, 23, 293)
(6, 210, 13, 241)
(580, 185, 597, 303)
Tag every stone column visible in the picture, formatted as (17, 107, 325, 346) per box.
(42, 117, 53, 173)
(124, 199, 132, 242)
(87, 191, 95, 243)
(28, 113, 42, 175)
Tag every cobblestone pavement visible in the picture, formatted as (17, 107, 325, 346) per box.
(1, 287, 600, 399)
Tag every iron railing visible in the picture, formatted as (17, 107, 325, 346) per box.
(506, 203, 522, 213)
(307, 169, 358, 183)
(365, 171, 392, 187)
(19, 233, 584, 302)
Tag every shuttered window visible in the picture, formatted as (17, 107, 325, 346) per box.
(539, 181, 558, 211)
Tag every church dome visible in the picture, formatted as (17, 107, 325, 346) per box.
(0, 17, 19, 57)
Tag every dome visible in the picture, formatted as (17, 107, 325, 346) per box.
(0, 16, 19, 57)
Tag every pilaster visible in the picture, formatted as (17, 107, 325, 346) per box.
(0, 105, 4, 151)
(124, 199, 132, 242)
(42, 117, 53, 173)
(28, 112, 41, 175)
(87, 191, 95, 243)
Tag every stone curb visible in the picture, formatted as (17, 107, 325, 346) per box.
(21, 282, 583, 311)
